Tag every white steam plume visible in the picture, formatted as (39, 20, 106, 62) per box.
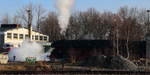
(8, 40, 54, 61)
(56, 0, 75, 34)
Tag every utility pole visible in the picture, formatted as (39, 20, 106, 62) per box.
(147, 10, 150, 33)
(27, 9, 32, 40)
(146, 9, 150, 68)
(37, 16, 40, 32)
(146, 10, 150, 68)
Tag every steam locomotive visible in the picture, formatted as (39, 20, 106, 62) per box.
(50, 40, 146, 62)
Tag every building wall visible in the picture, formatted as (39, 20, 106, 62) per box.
(3, 28, 49, 47)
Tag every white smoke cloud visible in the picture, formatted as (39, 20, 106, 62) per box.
(8, 40, 53, 62)
(56, 0, 75, 34)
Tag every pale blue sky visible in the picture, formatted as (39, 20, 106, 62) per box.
(0, 0, 150, 17)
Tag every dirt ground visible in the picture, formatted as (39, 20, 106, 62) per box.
(0, 61, 149, 71)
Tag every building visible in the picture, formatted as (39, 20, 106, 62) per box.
(0, 24, 49, 47)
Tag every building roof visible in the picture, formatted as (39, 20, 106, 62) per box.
(0, 24, 48, 36)
(0, 24, 20, 32)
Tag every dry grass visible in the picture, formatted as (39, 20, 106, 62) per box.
(0, 62, 52, 71)
(0, 65, 26, 70)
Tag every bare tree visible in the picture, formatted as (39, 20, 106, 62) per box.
(16, 3, 34, 27)
(40, 12, 62, 41)
(118, 6, 144, 59)
(112, 14, 122, 56)
(138, 9, 149, 39)
(65, 12, 82, 40)
(35, 4, 46, 31)
(100, 12, 114, 40)
(12, 15, 22, 24)
(66, 8, 107, 40)
(1, 14, 11, 24)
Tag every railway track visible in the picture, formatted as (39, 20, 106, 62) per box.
(0, 71, 149, 75)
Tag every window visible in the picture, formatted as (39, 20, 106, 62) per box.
(19, 34, 24, 39)
(25, 34, 29, 39)
(44, 36, 48, 41)
(40, 36, 43, 41)
(35, 35, 38, 40)
(13, 33, 18, 39)
(7, 33, 12, 39)
(32, 35, 34, 40)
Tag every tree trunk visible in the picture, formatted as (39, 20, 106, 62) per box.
(116, 28, 119, 55)
(126, 31, 130, 59)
